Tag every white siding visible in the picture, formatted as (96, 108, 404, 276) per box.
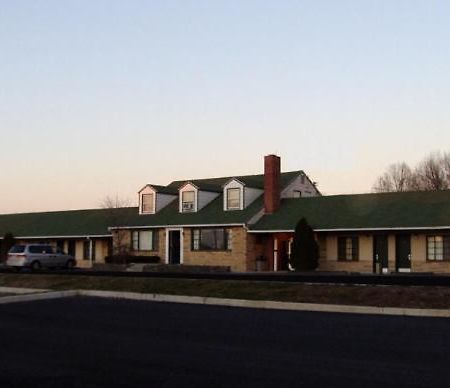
(138, 186, 156, 215)
(223, 179, 263, 210)
(223, 180, 244, 210)
(156, 193, 177, 212)
(244, 187, 264, 207)
(179, 183, 198, 212)
(198, 190, 220, 210)
(281, 174, 319, 198)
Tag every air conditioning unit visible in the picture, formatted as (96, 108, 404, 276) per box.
(182, 202, 194, 211)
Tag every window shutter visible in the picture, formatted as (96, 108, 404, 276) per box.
(337, 237, 345, 260)
(352, 237, 359, 261)
(153, 230, 159, 251)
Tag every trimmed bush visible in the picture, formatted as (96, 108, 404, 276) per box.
(142, 264, 231, 273)
(104, 255, 160, 265)
(1, 232, 15, 262)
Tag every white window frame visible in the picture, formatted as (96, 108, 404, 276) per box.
(141, 193, 155, 214)
(226, 188, 241, 210)
(139, 186, 156, 215)
(131, 230, 158, 251)
(179, 184, 198, 213)
(165, 228, 184, 264)
(223, 179, 244, 211)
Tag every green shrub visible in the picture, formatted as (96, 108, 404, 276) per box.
(290, 218, 319, 271)
(0, 233, 15, 262)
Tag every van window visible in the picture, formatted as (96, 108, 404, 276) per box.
(29, 245, 54, 254)
(42, 246, 54, 254)
(29, 246, 45, 254)
(9, 245, 25, 254)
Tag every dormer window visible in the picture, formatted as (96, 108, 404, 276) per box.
(223, 178, 255, 211)
(182, 191, 195, 212)
(226, 188, 241, 210)
(141, 193, 154, 213)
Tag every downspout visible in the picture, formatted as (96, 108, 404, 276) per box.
(273, 238, 278, 272)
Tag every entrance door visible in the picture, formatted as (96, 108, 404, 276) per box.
(278, 241, 289, 271)
(67, 241, 76, 257)
(373, 235, 388, 273)
(168, 230, 181, 264)
(396, 234, 411, 272)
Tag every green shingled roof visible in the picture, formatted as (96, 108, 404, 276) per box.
(0, 171, 301, 236)
(119, 196, 262, 228)
(168, 170, 303, 190)
(251, 190, 450, 231)
(148, 185, 179, 195)
(0, 208, 135, 238)
(121, 171, 302, 227)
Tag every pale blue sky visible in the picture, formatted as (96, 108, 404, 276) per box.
(1, 1, 449, 213)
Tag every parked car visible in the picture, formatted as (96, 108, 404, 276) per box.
(6, 244, 76, 270)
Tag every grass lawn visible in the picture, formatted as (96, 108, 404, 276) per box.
(0, 273, 449, 309)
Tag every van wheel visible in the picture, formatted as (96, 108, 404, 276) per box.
(30, 261, 41, 271)
(66, 260, 75, 270)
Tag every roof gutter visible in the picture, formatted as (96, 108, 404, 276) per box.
(1, 234, 112, 240)
(109, 223, 246, 231)
(249, 226, 450, 233)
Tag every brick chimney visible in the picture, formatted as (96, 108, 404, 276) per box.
(264, 154, 281, 214)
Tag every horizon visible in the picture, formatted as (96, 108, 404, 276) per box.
(1, 1, 449, 213)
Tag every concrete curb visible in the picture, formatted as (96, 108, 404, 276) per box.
(1, 286, 449, 317)
(0, 290, 78, 305)
(78, 290, 450, 318)
(0, 286, 49, 294)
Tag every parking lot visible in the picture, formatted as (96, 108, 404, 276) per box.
(0, 296, 449, 387)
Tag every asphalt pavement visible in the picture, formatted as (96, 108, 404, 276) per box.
(0, 297, 449, 387)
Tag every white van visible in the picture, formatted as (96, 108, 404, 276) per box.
(6, 244, 76, 270)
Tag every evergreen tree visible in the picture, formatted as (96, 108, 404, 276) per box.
(289, 218, 319, 271)
(1, 233, 16, 261)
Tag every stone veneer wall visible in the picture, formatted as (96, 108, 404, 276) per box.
(182, 227, 252, 272)
(411, 233, 450, 273)
(114, 229, 165, 262)
(317, 232, 450, 274)
(317, 234, 373, 273)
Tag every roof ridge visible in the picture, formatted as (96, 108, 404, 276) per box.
(293, 190, 450, 200)
(0, 206, 138, 217)
(168, 170, 303, 186)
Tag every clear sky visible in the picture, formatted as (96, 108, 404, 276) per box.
(1, 0, 449, 213)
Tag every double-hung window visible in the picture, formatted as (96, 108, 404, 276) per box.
(141, 193, 154, 213)
(338, 236, 359, 261)
(182, 191, 195, 212)
(131, 230, 158, 251)
(191, 228, 231, 251)
(226, 188, 241, 210)
(427, 235, 450, 261)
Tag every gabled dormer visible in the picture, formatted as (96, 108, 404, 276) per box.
(222, 178, 264, 211)
(138, 184, 177, 215)
(280, 172, 321, 198)
(178, 181, 221, 213)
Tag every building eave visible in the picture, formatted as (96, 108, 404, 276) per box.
(248, 226, 450, 233)
(1, 234, 112, 240)
(109, 223, 246, 230)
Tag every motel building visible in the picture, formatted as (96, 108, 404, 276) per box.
(0, 155, 449, 273)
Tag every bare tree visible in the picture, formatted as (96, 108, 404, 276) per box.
(373, 151, 450, 193)
(373, 162, 415, 193)
(414, 152, 449, 191)
(100, 195, 133, 256)
(442, 152, 450, 187)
